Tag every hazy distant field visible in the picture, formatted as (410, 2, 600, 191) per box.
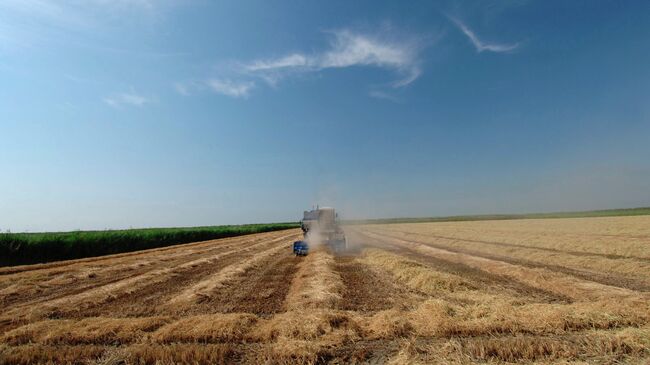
(1, 216, 648, 364)
(346, 206, 650, 224)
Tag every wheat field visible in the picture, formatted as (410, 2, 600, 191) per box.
(1, 216, 649, 364)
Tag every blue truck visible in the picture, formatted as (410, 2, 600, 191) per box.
(293, 240, 309, 256)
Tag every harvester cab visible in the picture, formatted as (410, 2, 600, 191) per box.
(296, 206, 347, 255)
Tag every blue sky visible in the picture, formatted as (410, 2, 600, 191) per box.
(1, 0, 649, 231)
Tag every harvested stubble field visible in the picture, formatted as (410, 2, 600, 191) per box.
(1, 216, 649, 364)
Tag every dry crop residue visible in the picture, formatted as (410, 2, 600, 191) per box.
(1, 217, 649, 364)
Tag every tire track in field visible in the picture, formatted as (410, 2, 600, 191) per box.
(348, 230, 571, 304)
(366, 228, 650, 292)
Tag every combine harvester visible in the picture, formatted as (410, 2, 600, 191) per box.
(293, 206, 346, 256)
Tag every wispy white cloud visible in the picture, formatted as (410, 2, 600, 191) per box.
(241, 29, 422, 88)
(103, 91, 153, 108)
(174, 80, 212, 96)
(175, 27, 425, 100)
(448, 17, 519, 53)
(207, 79, 254, 98)
(245, 53, 310, 72)
(368, 90, 401, 103)
(174, 82, 192, 96)
(321, 31, 417, 71)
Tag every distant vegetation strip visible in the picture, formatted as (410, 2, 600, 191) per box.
(344, 207, 650, 225)
(0, 223, 299, 267)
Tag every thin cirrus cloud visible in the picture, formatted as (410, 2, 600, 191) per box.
(207, 79, 254, 98)
(243, 30, 422, 88)
(448, 16, 519, 53)
(181, 29, 424, 99)
(0, 0, 163, 36)
(103, 92, 152, 108)
(0, 0, 178, 56)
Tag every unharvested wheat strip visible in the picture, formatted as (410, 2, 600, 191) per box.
(3, 234, 293, 321)
(166, 236, 298, 308)
(284, 247, 344, 310)
(357, 229, 647, 302)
